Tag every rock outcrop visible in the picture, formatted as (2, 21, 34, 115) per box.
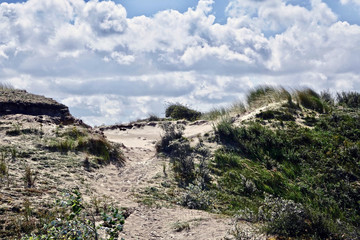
(0, 89, 75, 124)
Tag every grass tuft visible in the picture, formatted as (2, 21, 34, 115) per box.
(247, 86, 290, 108)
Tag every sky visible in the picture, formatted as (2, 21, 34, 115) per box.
(1, 0, 360, 126)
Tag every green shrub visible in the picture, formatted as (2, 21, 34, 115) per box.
(337, 91, 360, 108)
(165, 103, 201, 121)
(321, 90, 335, 105)
(256, 110, 295, 121)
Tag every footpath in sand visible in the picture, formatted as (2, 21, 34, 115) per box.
(91, 122, 237, 240)
(90, 106, 278, 240)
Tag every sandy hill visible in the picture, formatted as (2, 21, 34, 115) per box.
(1, 87, 359, 240)
(0, 89, 261, 240)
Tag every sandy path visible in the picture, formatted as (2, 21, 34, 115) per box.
(92, 120, 266, 240)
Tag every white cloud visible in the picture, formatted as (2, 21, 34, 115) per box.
(341, 0, 360, 6)
(0, 0, 360, 125)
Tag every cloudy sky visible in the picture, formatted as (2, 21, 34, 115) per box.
(1, 0, 360, 125)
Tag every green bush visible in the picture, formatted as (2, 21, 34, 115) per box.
(337, 91, 360, 108)
(165, 103, 201, 121)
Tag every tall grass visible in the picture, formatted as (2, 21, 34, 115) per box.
(202, 106, 228, 120)
(246, 86, 291, 108)
(0, 82, 14, 90)
(295, 88, 325, 113)
(202, 102, 246, 121)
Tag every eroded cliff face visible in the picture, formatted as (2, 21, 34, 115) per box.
(0, 89, 75, 124)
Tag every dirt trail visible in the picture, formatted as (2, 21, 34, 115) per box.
(92, 115, 268, 239)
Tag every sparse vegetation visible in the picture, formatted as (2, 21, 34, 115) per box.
(0, 156, 9, 185)
(23, 165, 37, 188)
(21, 190, 126, 240)
(172, 220, 190, 232)
(47, 127, 125, 167)
(155, 87, 360, 239)
(156, 122, 212, 205)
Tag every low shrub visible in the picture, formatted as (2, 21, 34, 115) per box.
(157, 122, 211, 188)
(156, 122, 185, 154)
(259, 197, 331, 238)
(148, 114, 160, 121)
(165, 103, 201, 121)
(179, 184, 212, 210)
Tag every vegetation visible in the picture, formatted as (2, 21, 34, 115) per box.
(337, 91, 360, 108)
(21, 190, 126, 240)
(296, 88, 326, 113)
(0, 82, 14, 90)
(165, 103, 201, 121)
(23, 165, 37, 188)
(48, 127, 125, 167)
(157, 87, 360, 239)
(246, 86, 291, 108)
(156, 122, 212, 202)
(212, 108, 360, 239)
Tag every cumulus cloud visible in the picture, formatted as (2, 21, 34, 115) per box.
(0, 0, 360, 125)
(341, 0, 360, 6)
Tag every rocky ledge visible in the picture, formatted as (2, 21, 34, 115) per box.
(0, 89, 75, 124)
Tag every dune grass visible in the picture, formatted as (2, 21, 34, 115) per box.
(211, 108, 360, 239)
(0, 82, 14, 90)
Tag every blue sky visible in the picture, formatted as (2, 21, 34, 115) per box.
(1, 0, 360, 125)
(2, 0, 360, 24)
